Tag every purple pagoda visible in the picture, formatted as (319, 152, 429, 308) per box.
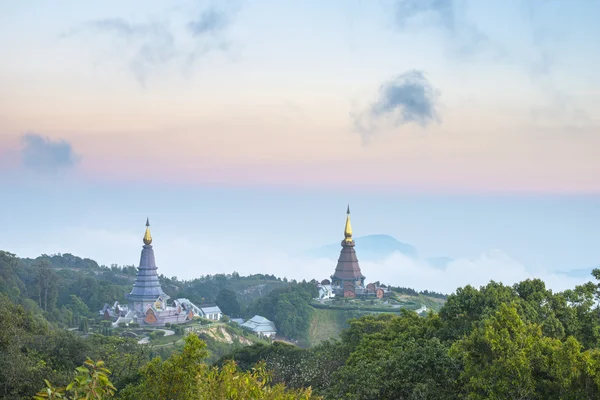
(125, 219, 195, 326)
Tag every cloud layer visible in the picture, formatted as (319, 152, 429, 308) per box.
(61, 6, 234, 86)
(392, 0, 501, 59)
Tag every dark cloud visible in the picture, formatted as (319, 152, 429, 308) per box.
(354, 70, 441, 142)
(20, 133, 80, 173)
(392, 0, 502, 59)
(61, 6, 233, 86)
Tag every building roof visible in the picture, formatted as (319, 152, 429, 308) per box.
(200, 306, 222, 315)
(241, 315, 277, 333)
(332, 244, 365, 280)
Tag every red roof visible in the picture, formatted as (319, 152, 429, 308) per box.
(331, 240, 365, 280)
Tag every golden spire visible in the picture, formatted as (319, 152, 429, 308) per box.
(143, 217, 152, 245)
(344, 205, 353, 242)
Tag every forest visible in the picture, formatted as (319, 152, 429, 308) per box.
(3, 249, 600, 399)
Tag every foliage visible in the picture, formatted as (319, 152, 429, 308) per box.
(8, 247, 600, 399)
(391, 286, 447, 300)
(119, 335, 319, 399)
(215, 288, 241, 317)
(247, 281, 318, 340)
(450, 302, 600, 400)
(0, 292, 149, 399)
(224, 276, 600, 399)
(34, 359, 116, 400)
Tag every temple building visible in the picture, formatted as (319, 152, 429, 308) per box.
(123, 219, 198, 326)
(330, 206, 367, 297)
(325, 206, 390, 299)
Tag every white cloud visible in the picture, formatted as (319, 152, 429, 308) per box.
(359, 250, 590, 293)
(10, 227, 592, 294)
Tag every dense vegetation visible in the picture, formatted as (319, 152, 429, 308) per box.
(0, 293, 150, 399)
(246, 282, 318, 344)
(35, 335, 318, 399)
(222, 273, 600, 399)
(6, 248, 600, 399)
(0, 250, 288, 329)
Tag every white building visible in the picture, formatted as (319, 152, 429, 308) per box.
(240, 315, 277, 338)
(200, 306, 222, 320)
(317, 284, 335, 299)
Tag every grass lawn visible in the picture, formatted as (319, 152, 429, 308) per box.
(308, 308, 349, 345)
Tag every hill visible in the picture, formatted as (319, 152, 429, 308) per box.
(1, 249, 447, 351)
(306, 234, 455, 269)
(556, 267, 600, 279)
(306, 234, 418, 261)
(0, 250, 288, 321)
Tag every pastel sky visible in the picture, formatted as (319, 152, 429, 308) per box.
(1, 1, 599, 293)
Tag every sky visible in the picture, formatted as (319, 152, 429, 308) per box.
(1, 0, 599, 294)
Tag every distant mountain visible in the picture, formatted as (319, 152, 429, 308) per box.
(306, 234, 418, 261)
(555, 267, 597, 280)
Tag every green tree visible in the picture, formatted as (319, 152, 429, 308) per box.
(79, 317, 89, 333)
(215, 288, 241, 317)
(101, 320, 113, 336)
(34, 359, 116, 400)
(328, 311, 458, 399)
(34, 261, 58, 313)
(451, 303, 539, 399)
(450, 302, 600, 400)
(121, 334, 319, 399)
(121, 334, 209, 400)
(84, 334, 151, 390)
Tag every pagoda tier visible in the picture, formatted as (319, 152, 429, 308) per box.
(126, 219, 169, 304)
(331, 239, 365, 282)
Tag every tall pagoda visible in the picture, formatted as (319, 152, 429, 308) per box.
(126, 219, 193, 325)
(330, 206, 366, 297)
(127, 218, 170, 312)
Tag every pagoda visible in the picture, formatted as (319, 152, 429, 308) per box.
(330, 206, 366, 297)
(125, 219, 194, 325)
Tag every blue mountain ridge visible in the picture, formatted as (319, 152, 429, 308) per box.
(305, 234, 451, 268)
(554, 267, 598, 280)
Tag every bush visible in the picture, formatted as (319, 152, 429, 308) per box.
(129, 322, 140, 328)
(149, 330, 166, 340)
(174, 326, 185, 335)
(164, 323, 171, 328)
(118, 322, 128, 328)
